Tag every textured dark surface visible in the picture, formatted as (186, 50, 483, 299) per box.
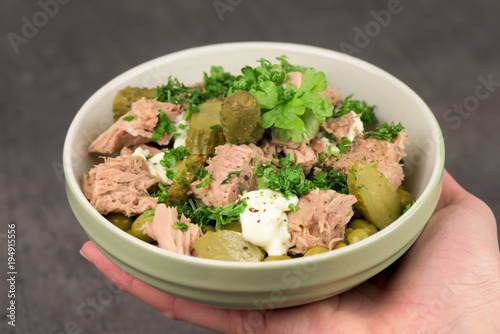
(1, 1, 499, 333)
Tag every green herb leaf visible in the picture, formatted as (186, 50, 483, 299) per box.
(172, 222, 189, 229)
(122, 115, 135, 121)
(335, 94, 377, 125)
(151, 110, 176, 140)
(367, 122, 405, 141)
(337, 137, 352, 153)
(209, 124, 222, 130)
(221, 170, 242, 185)
(143, 209, 155, 218)
(288, 203, 299, 211)
(160, 146, 190, 169)
(151, 183, 168, 202)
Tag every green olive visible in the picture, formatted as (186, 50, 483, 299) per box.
(343, 228, 354, 243)
(347, 228, 370, 245)
(333, 242, 348, 249)
(131, 213, 154, 243)
(304, 246, 329, 257)
(397, 188, 414, 208)
(220, 90, 264, 144)
(264, 255, 292, 261)
(202, 225, 215, 234)
(349, 219, 378, 236)
(106, 213, 134, 231)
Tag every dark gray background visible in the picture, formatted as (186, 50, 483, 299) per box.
(1, 1, 499, 333)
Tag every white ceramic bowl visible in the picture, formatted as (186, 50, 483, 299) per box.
(64, 42, 445, 309)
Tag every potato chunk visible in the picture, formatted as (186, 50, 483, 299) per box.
(347, 161, 403, 229)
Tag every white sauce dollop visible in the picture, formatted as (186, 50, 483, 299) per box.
(132, 147, 180, 185)
(240, 189, 298, 256)
(346, 111, 364, 141)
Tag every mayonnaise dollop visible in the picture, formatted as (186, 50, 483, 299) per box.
(132, 147, 180, 185)
(240, 189, 298, 256)
(346, 111, 364, 141)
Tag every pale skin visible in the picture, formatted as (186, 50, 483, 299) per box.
(81, 170, 500, 333)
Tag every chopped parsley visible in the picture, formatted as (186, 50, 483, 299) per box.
(337, 136, 352, 153)
(256, 160, 348, 199)
(210, 124, 222, 130)
(334, 94, 377, 125)
(151, 110, 176, 140)
(160, 146, 190, 169)
(151, 183, 168, 202)
(172, 222, 189, 230)
(276, 55, 307, 74)
(403, 200, 416, 214)
(288, 203, 299, 211)
(143, 209, 155, 218)
(310, 169, 349, 194)
(221, 170, 242, 185)
(122, 115, 135, 121)
(175, 198, 247, 231)
(157, 66, 235, 121)
(367, 122, 405, 141)
(194, 166, 210, 188)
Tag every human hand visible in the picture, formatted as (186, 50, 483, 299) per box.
(80, 170, 500, 333)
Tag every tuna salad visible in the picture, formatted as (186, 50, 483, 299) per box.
(82, 57, 415, 261)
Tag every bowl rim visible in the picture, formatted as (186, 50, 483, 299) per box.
(63, 41, 445, 269)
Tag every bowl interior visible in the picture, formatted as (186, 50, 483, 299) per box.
(63, 42, 444, 309)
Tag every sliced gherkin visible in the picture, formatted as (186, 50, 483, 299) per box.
(185, 100, 225, 155)
(220, 90, 264, 144)
(347, 161, 403, 230)
(112, 86, 157, 121)
(166, 154, 207, 203)
(194, 230, 265, 262)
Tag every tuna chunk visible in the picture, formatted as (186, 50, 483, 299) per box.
(322, 112, 361, 142)
(283, 71, 340, 105)
(81, 155, 160, 216)
(144, 204, 202, 256)
(191, 144, 268, 208)
(88, 97, 181, 154)
(261, 135, 317, 173)
(287, 189, 357, 255)
(322, 132, 407, 189)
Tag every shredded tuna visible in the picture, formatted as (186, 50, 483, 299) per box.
(144, 204, 202, 256)
(261, 135, 317, 173)
(287, 189, 357, 255)
(191, 144, 268, 208)
(322, 113, 357, 142)
(88, 97, 181, 154)
(81, 155, 160, 216)
(322, 132, 407, 189)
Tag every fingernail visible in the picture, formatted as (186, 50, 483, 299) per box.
(80, 249, 89, 260)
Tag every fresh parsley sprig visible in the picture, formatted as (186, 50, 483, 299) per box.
(367, 122, 405, 141)
(151, 110, 176, 140)
(334, 94, 377, 125)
